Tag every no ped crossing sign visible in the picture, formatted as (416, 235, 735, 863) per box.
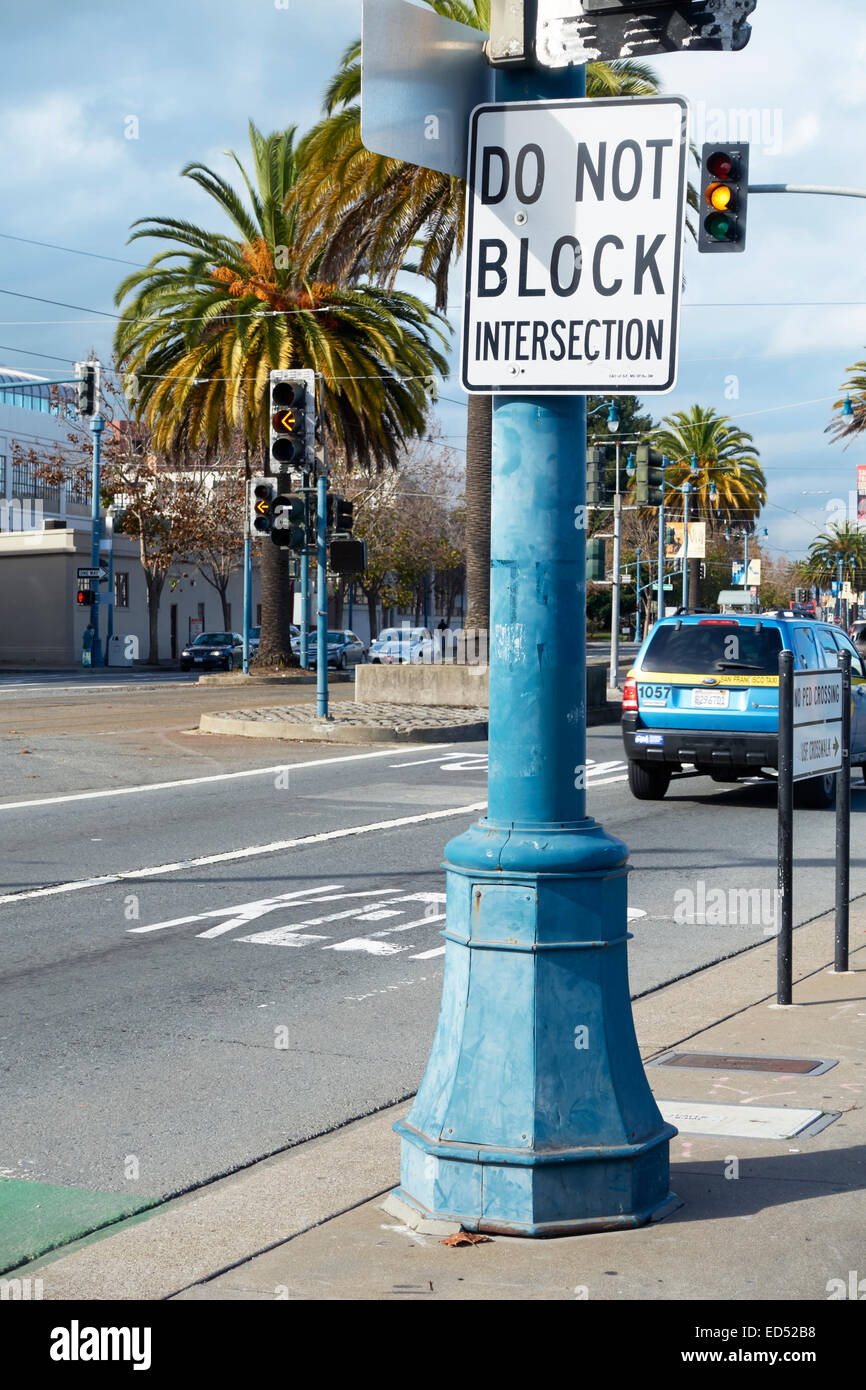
(462, 96, 688, 395)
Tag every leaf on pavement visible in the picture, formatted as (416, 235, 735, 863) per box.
(440, 1231, 491, 1247)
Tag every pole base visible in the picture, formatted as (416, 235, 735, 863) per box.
(395, 817, 677, 1236)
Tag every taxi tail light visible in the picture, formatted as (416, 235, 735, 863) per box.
(622, 678, 639, 712)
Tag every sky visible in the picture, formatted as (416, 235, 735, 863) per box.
(1, 0, 864, 567)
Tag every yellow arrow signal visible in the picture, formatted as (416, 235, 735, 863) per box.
(273, 408, 302, 434)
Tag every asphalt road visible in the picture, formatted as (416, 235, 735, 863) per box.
(1, 696, 864, 1246)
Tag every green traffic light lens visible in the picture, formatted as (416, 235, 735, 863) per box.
(705, 211, 734, 241)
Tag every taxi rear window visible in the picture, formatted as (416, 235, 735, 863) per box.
(641, 622, 783, 676)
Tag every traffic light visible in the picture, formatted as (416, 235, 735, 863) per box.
(269, 369, 316, 473)
(75, 362, 97, 417)
(586, 447, 611, 506)
(698, 142, 749, 253)
(250, 477, 275, 538)
(271, 494, 306, 551)
(329, 539, 367, 575)
(635, 445, 664, 507)
(76, 587, 96, 607)
(587, 538, 606, 582)
(325, 495, 354, 533)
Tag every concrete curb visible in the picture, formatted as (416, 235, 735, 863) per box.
(196, 672, 351, 687)
(198, 710, 488, 743)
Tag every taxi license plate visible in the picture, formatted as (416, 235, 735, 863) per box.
(692, 688, 729, 708)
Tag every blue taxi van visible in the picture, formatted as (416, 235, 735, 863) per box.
(622, 613, 866, 807)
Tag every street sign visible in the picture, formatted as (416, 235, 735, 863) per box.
(361, 0, 491, 180)
(462, 96, 688, 394)
(533, 2, 758, 67)
(792, 669, 843, 782)
(77, 566, 107, 581)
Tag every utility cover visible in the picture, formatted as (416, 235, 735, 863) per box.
(649, 1051, 837, 1076)
(657, 1100, 836, 1140)
(462, 96, 688, 394)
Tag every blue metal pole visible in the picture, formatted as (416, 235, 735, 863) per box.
(316, 474, 328, 718)
(394, 60, 676, 1236)
(90, 412, 104, 668)
(682, 483, 690, 613)
(658, 462, 666, 623)
(300, 472, 309, 672)
(242, 541, 252, 674)
(106, 510, 114, 651)
(635, 547, 642, 644)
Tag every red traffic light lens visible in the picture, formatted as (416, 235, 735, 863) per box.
(707, 151, 734, 179)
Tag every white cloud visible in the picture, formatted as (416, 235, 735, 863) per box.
(0, 93, 123, 181)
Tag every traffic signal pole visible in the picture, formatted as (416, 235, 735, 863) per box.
(300, 472, 310, 670)
(242, 478, 252, 675)
(608, 444, 622, 690)
(316, 473, 329, 719)
(90, 412, 105, 668)
(395, 58, 677, 1236)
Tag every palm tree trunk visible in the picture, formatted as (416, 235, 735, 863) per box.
(255, 540, 295, 666)
(464, 393, 491, 635)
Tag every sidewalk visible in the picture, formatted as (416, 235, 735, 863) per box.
(20, 904, 866, 1301)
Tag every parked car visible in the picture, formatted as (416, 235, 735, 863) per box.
(850, 620, 866, 656)
(622, 613, 866, 808)
(292, 630, 366, 669)
(248, 624, 298, 657)
(367, 627, 432, 663)
(179, 632, 244, 671)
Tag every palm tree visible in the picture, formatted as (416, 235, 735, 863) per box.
(114, 123, 448, 665)
(827, 355, 866, 446)
(650, 405, 766, 604)
(803, 522, 866, 592)
(293, 5, 663, 631)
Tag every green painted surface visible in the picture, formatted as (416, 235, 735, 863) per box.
(0, 1177, 160, 1273)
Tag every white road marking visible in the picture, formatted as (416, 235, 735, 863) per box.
(627, 908, 647, 921)
(0, 744, 455, 813)
(235, 927, 332, 947)
(410, 945, 447, 959)
(324, 938, 407, 956)
(370, 912, 447, 937)
(196, 894, 405, 940)
(129, 884, 345, 935)
(0, 802, 489, 909)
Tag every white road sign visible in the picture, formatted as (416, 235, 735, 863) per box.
(462, 96, 688, 394)
(792, 669, 843, 782)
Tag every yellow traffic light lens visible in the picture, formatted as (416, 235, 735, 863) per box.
(706, 181, 733, 211)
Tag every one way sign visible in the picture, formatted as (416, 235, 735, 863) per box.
(462, 96, 688, 395)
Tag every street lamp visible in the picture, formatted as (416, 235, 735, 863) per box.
(842, 394, 854, 418)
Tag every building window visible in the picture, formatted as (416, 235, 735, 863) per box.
(114, 572, 129, 609)
(256, 604, 262, 625)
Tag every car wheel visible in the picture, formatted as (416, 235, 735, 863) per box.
(793, 772, 836, 809)
(627, 760, 671, 800)
(226, 655, 234, 673)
